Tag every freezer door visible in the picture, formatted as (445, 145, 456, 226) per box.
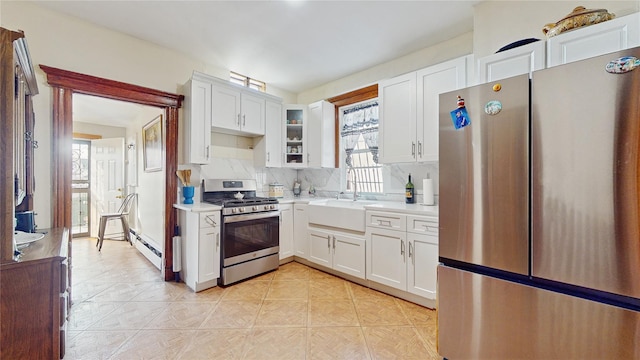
(438, 265, 640, 359)
(438, 74, 529, 275)
(532, 47, 640, 299)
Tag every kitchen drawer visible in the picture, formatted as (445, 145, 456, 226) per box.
(407, 215, 438, 236)
(367, 211, 406, 231)
(199, 212, 220, 228)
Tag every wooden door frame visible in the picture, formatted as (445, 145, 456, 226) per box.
(40, 65, 183, 281)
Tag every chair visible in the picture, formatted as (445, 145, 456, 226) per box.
(96, 193, 137, 251)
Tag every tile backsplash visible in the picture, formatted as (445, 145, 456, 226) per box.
(192, 157, 438, 204)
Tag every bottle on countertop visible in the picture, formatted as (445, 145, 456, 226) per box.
(405, 173, 415, 204)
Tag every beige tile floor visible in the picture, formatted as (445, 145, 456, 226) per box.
(66, 237, 440, 359)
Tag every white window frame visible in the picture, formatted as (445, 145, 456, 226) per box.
(230, 71, 266, 92)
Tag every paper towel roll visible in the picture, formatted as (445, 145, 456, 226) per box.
(423, 178, 435, 205)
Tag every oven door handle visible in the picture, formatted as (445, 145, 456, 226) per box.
(223, 211, 280, 223)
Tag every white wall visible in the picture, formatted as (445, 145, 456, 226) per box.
(126, 109, 166, 251)
(73, 122, 126, 139)
(297, 32, 473, 104)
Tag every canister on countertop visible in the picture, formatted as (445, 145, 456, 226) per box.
(268, 183, 284, 198)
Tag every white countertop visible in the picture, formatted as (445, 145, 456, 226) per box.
(173, 202, 222, 212)
(173, 199, 437, 216)
(301, 197, 438, 217)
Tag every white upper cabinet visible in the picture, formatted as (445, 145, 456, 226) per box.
(379, 72, 417, 164)
(239, 92, 266, 135)
(183, 75, 212, 164)
(379, 55, 469, 164)
(547, 12, 640, 67)
(416, 56, 470, 162)
(211, 84, 242, 132)
(283, 104, 308, 167)
(283, 101, 335, 168)
(307, 100, 335, 168)
(211, 82, 266, 136)
(477, 40, 546, 83)
(254, 99, 282, 167)
(184, 71, 282, 164)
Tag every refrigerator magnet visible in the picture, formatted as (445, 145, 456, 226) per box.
(485, 100, 502, 115)
(450, 106, 471, 129)
(606, 56, 640, 74)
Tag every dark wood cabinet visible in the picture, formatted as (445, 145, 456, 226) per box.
(1, 26, 38, 261)
(0, 228, 70, 359)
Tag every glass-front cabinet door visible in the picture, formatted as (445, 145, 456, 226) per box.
(283, 105, 307, 167)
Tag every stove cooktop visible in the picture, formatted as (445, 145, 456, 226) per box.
(204, 197, 279, 208)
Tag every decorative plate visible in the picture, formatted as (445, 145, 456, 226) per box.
(543, 6, 615, 38)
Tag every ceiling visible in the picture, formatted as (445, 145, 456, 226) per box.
(72, 93, 158, 128)
(33, 0, 482, 95)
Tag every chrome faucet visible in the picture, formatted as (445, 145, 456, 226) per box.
(347, 166, 359, 201)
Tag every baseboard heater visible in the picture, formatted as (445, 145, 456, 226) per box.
(130, 229, 162, 270)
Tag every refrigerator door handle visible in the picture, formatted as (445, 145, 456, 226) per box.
(401, 240, 405, 257)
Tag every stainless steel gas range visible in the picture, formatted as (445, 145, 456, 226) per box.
(202, 179, 280, 286)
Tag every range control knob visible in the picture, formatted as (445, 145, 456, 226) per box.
(270, 205, 276, 210)
(231, 208, 237, 214)
(239, 207, 245, 213)
(264, 205, 270, 211)
(252, 206, 258, 211)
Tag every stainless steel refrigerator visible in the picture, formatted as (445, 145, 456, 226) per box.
(438, 47, 640, 359)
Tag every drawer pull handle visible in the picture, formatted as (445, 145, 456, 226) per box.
(205, 216, 217, 226)
(377, 219, 392, 226)
(409, 242, 414, 264)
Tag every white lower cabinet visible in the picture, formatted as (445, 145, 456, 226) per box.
(308, 227, 366, 279)
(279, 204, 294, 260)
(366, 226, 407, 289)
(366, 210, 439, 300)
(293, 203, 308, 259)
(406, 233, 438, 299)
(179, 210, 221, 292)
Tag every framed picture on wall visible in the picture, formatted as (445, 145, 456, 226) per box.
(143, 115, 163, 172)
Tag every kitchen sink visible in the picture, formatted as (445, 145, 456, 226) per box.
(307, 199, 379, 232)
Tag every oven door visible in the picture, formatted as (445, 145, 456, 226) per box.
(222, 211, 280, 267)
